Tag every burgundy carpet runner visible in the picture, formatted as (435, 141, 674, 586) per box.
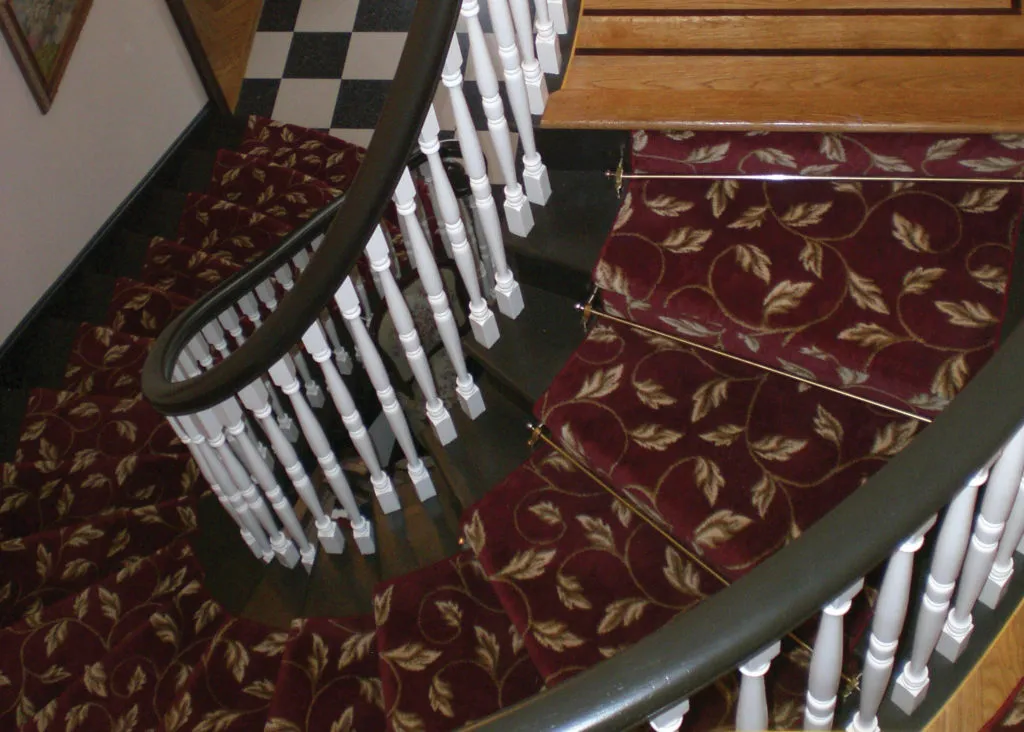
(2, 120, 1022, 731)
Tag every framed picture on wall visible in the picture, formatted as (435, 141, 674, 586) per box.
(0, 0, 93, 113)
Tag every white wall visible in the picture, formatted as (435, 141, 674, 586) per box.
(0, 1, 208, 343)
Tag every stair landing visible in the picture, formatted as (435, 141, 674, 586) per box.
(543, 1, 1024, 132)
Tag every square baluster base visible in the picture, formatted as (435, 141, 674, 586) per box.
(891, 669, 930, 715)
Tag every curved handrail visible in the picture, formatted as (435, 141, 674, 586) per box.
(141, 0, 462, 415)
(466, 317, 1024, 730)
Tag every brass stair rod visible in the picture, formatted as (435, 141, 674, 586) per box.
(526, 423, 861, 694)
(578, 303, 933, 425)
(607, 158, 1024, 196)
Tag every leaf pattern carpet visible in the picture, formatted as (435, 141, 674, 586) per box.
(2, 121, 1023, 731)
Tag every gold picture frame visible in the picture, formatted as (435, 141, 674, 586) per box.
(0, 0, 93, 113)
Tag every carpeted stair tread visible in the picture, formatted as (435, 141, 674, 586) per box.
(167, 615, 286, 731)
(208, 150, 342, 227)
(36, 569, 228, 732)
(632, 129, 1024, 179)
(61, 325, 154, 398)
(266, 615, 385, 732)
(464, 444, 720, 686)
(140, 238, 243, 300)
(597, 175, 1022, 415)
(373, 552, 543, 731)
(16, 389, 182, 463)
(177, 193, 292, 265)
(0, 496, 198, 628)
(239, 116, 365, 191)
(105, 278, 195, 339)
(0, 453, 199, 540)
(0, 536, 202, 729)
(536, 317, 925, 580)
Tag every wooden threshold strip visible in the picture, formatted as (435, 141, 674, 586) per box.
(542, 56, 1024, 132)
(584, 0, 1013, 10)
(576, 14, 1024, 50)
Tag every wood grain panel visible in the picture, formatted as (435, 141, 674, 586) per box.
(585, 0, 1012, 11)
(577, 14, 1024, 49)
(181, 0, 262, 111)
(923, 596, 1024, 732)
(543, 56, 1024, 132)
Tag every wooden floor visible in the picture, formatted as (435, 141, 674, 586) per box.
(543, 1, 1024, 131)
(924, 593, 1024, 731)
(182, 0, 262, 110)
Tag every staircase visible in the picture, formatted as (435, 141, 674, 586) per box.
(3, 0, 1024, 730)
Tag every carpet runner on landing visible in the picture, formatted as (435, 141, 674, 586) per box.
(1, 120, 1021, 731)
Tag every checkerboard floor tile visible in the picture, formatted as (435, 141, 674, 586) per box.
(235, 0, 579, 185)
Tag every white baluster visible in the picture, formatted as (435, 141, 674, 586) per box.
(488, 0, 552, 202)
(269, 356, 375, 555)
(218, 306, 245, 347)
(505, 0, 549, 113)
(188, 335, 215, 370)
(291, 349, 325, 408)
(352, 271, 375, 323)
(293, 247, 311, 273)
(847, 518, 936, 732)
(892, 468, 988, 713)
(202, 319, 231, 359)
(239, 380, 347, 556)
(168, 414, 270, 561)
(396, 212, 418, 273)
(237, 293, 262, 328)
(393, 169, 487, 419)
(196, 407, 300, 568)
(532, 0, 561, 74)
(177, 412, 275, 562)
(548, 0, 569, 34)
(416, 158, 453, 258)
(264, 379, 300, 442)
(322, 313, 355, 374)
(217, 398, 317, 571)
(190, 332, 299, 442)
(649, 700, 689, 732)
(336, 277, 437, 501)
(419, 107, 500, 347)
(301, 322, 401, 514)
(255, 278, 279, 311)
(176, 349, 280, 474)
(275, 263, 295, 293)
(462, 0, 535, 237)
(736, 641, 782, 731)
(442, 41, 525, 318)
(805, 580, 864, 730)
(981, 474, 1024, 607)
(365, 226, 458, 444)
(938, 425, 1024, 661)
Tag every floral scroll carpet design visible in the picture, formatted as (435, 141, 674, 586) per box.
(1, 119, 1022, 731)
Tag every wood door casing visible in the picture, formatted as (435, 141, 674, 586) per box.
(544, 1, 1024, 131)
(166, 0, 262, 113)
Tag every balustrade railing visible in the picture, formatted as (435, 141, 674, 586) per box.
(142, 0, 1024, 728)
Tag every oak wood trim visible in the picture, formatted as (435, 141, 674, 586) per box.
(584, 0, 1012, 10)
(165, 0, 231, 114)
(576, 13, 1024, 49)
(543, 56, 1024, 132)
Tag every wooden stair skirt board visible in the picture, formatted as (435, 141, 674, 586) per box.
(542, 3, 1024, 132)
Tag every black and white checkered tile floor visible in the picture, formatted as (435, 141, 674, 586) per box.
(235, 0, 576, 184)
